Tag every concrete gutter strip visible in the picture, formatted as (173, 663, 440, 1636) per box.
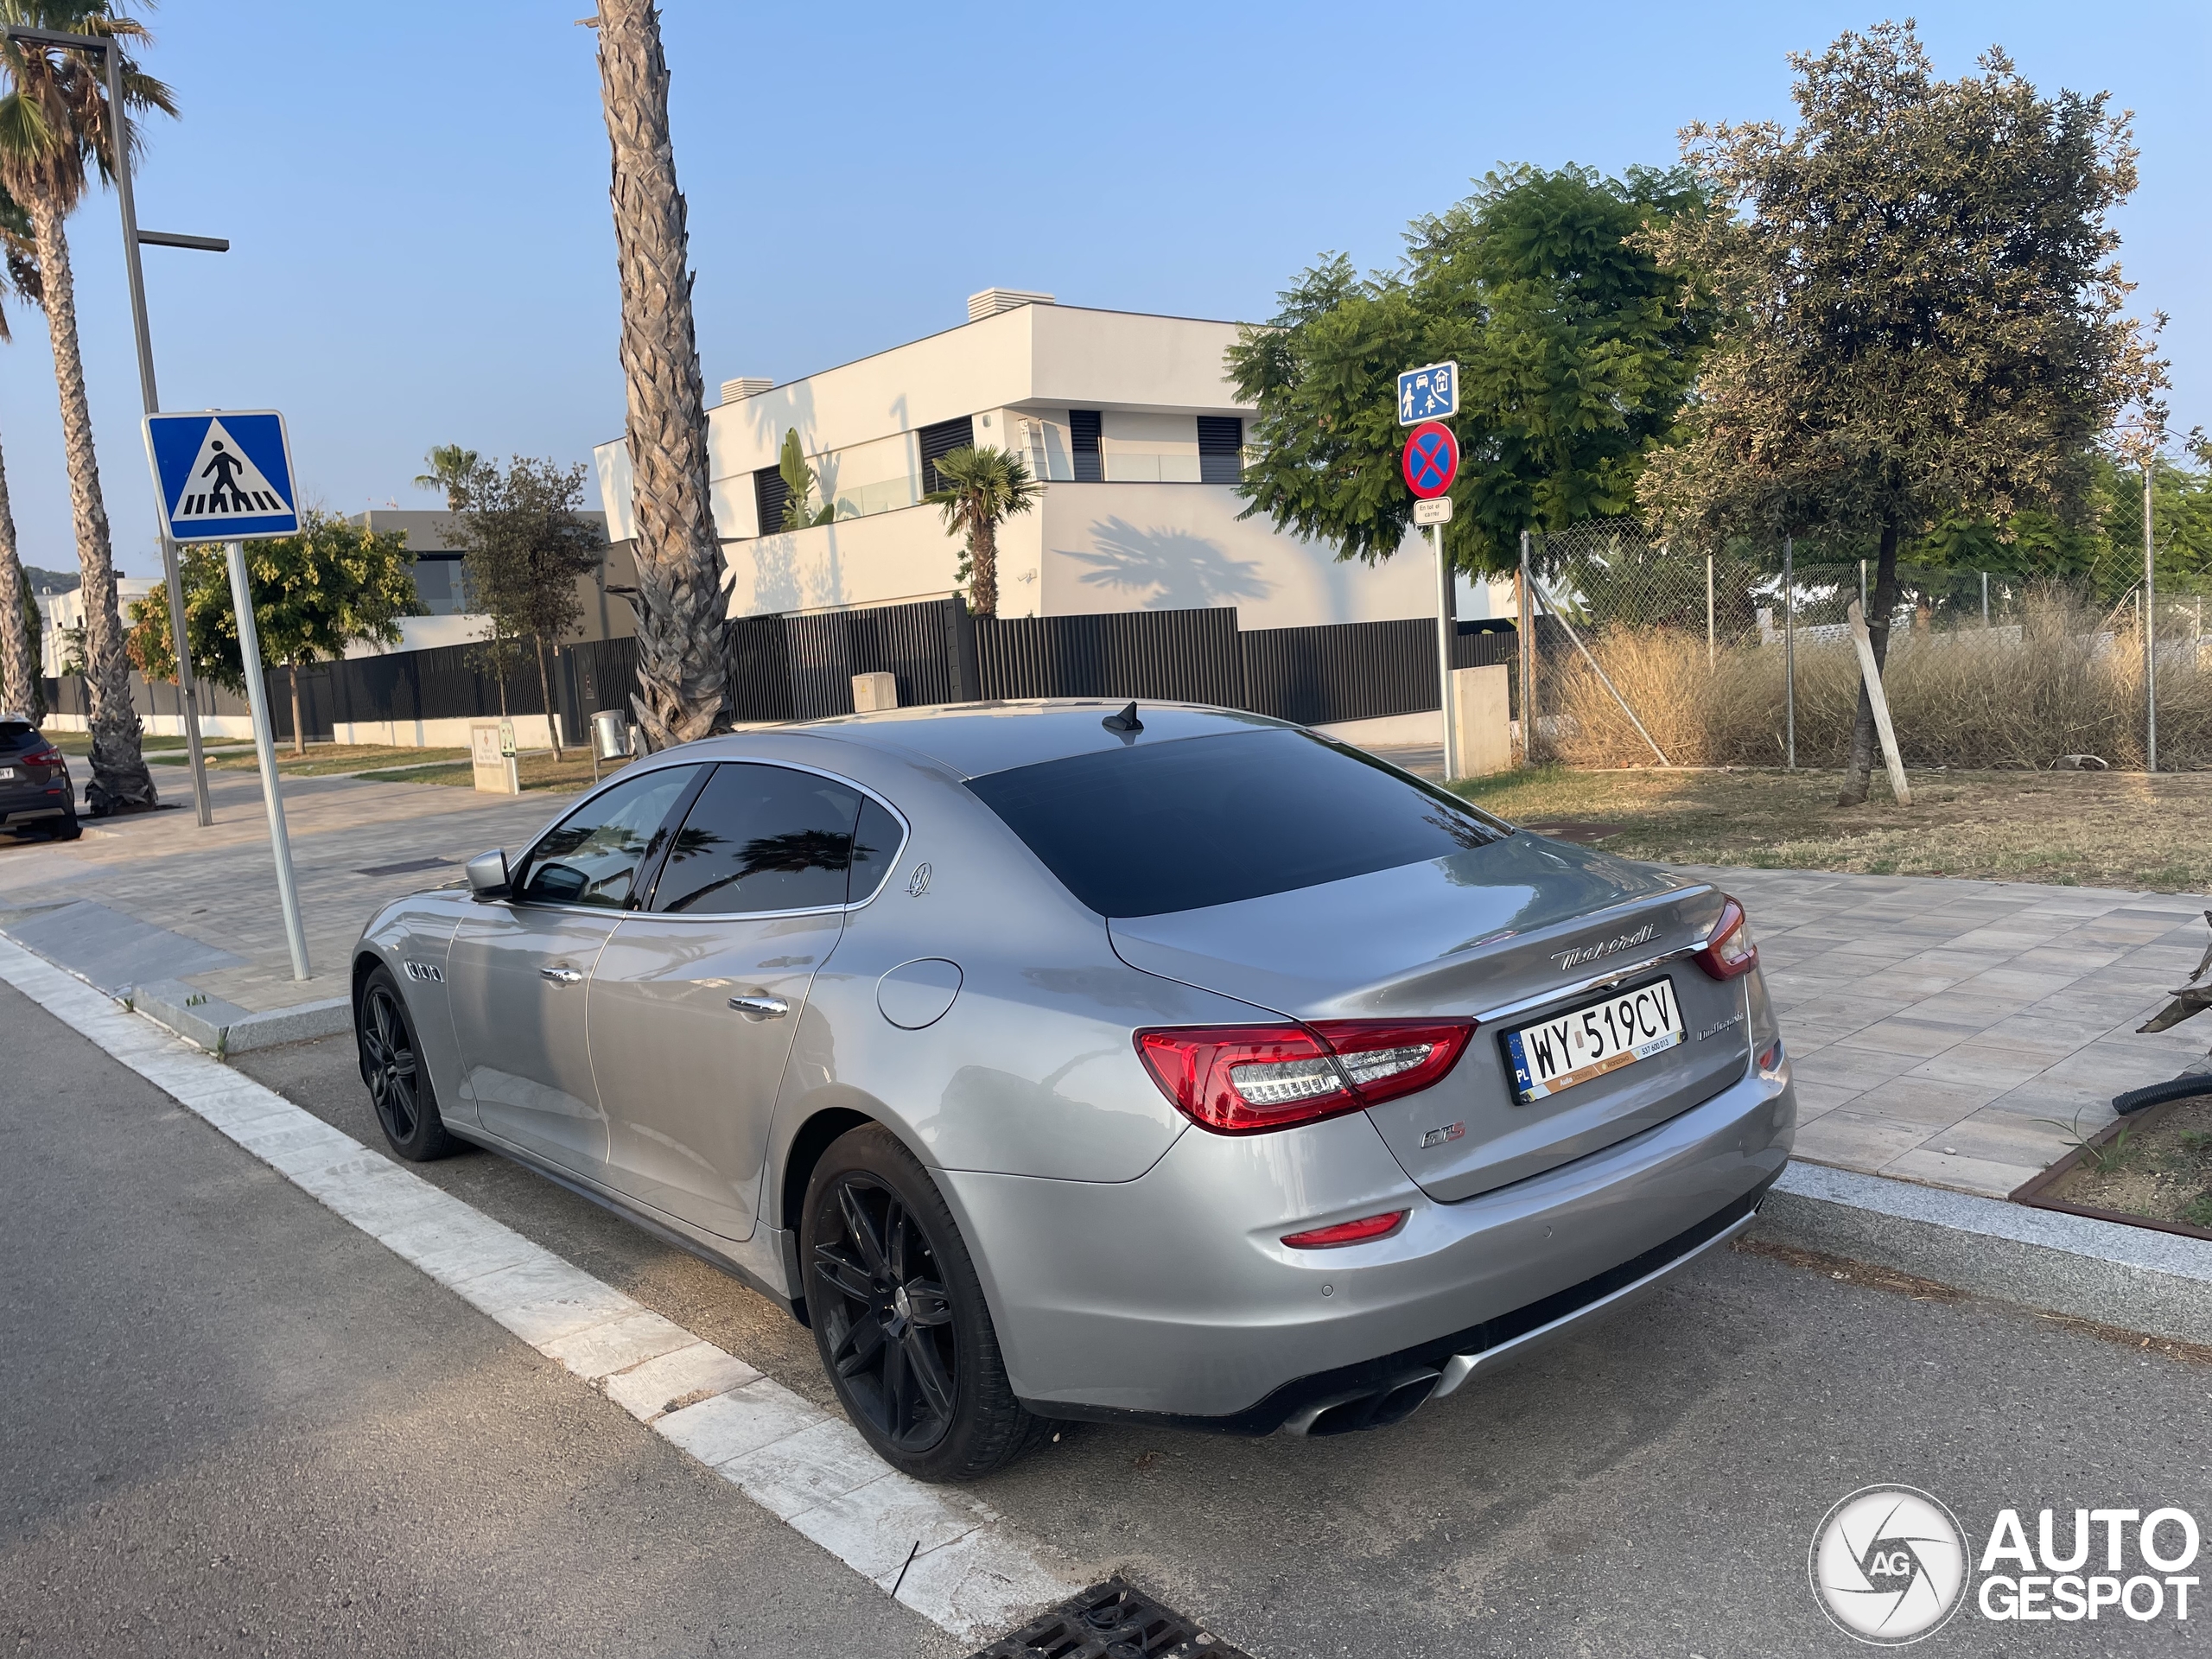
(131, 982, 352, 1055)
(1758, 1161, 2212, 1348)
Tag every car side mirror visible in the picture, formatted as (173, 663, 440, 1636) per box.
(465, 848, 511, 899)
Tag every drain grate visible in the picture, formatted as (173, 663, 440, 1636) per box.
(355, 856, 455, 878)
(968, 1577, 1253, 1659)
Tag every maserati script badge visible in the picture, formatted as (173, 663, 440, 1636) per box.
(1551, 922, 1657, 973)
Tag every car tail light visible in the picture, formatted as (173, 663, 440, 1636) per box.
(23, 744, 60, 767)
(1694, 895, 1758, 981)
(1135, 1018, 1473, 1135)
(1282, 1210, 1408, 1249)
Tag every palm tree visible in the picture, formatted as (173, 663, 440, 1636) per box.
(591, 0, 726, 749)
(413, 444, 480, 510)
(926, 446, 1039, 618)
(0, 184, 43, 717)
(0, 3, 173, 812)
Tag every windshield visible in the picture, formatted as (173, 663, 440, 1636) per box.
(964, 727, 1510, 918)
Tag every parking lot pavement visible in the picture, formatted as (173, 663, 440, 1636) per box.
(232, 1027, 2212, 1658)
(0, 978, 962, 1659)
(0, 768, 575, 1020)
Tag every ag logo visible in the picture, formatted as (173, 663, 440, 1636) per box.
(1810, 1486, 1967, 1645)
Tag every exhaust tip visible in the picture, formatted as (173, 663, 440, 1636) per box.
(1281, 1370, 1440, 1437)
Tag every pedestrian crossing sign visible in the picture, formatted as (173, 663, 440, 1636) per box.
(143, 410, 301, 542)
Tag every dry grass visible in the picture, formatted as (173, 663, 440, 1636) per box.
(1545, 595, 2210, 772)
(359, 750, 632, 793)
(1453, 765, 2212, 891)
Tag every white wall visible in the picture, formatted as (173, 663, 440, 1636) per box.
(1036, 485, 1436, 629)
(721, 503, 962, 620)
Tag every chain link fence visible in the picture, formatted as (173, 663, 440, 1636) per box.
(1514, 520, 2212, 772)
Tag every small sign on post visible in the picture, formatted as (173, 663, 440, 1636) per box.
(143, 410, 312, 983)
(472, 720, 522, 795)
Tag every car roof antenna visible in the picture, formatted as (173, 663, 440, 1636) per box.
(1101, 701, 1142, 735)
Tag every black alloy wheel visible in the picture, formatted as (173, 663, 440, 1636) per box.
(356, 966, 460, 1161)
(800, 1124, 1047, 1480)
(812, 1173, 959, 1453)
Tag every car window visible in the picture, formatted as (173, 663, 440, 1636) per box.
(516, 765, 700, 909)
(964, 727, 1509, 918)
(848, 797, 905, 905)
(652, 764, 872, 915)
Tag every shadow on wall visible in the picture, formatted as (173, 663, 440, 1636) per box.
(1056, 517, 1270, 610)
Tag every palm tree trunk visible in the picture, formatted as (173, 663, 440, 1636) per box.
(29, 199, 154, 812)
(970, 519, 999, 619)
(0, 435, 34, 717)
(534, 634, 563, 760)
(289, 660, 305, 757)
(595, 0, 726, 752)
(1836, 516, 1903, 807)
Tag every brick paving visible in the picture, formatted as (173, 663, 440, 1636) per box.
(3, 759, 2206, 1200)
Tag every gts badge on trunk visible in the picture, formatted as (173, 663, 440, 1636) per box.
(1420, 1121, 1465, 1149)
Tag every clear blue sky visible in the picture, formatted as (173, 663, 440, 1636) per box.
(5, 1, 2204, 580)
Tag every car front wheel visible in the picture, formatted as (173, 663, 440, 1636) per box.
(801, 1124, 1046, 1481)
(356, 965, 461, 1161)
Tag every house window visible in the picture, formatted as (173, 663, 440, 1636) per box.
(918, 416, 975, 495)
(753, 465, 790, 536)
(1069, 410, 1103, 482)
(1198, 416, 1244, 485)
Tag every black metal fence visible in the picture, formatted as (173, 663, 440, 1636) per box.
(42, 599, 1522, 744)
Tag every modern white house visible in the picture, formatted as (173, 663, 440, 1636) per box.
(593, 291, 1507, 632)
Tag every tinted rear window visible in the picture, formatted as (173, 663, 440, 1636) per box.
(964, 727, 1506, 918)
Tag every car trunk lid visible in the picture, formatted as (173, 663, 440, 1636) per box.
(1109, 834, 1751, 1201)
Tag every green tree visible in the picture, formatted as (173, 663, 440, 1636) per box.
(448, 456, 607, 760)
(412, 443, 480, 510)
(0, 2, 175, 812)
(127, 513, 423, 754)
(594, 0, 727, 748)
(925, 446, 1039, 618)
(15, 567, 43, 721)
(777, 429, 834, 530)
(1227, 164, 1715, 575)
(1637, 22, 2162, 804)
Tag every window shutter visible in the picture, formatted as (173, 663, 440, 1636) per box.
(1197, 416, 1243, 485)
(918, 416, 976, 495)
(1069, 410, 1103, 482)
(753, 466, 790, 536)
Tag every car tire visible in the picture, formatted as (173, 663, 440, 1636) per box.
(801, 1123, 1048, 1482)
(356, 965, 462, 1162)
(47, 808, 80, 842)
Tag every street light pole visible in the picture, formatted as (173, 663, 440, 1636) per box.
(7, 25, 226, 827)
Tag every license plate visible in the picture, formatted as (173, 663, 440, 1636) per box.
(1504, 977, 1685, 1101)
(0, 767, 14, 780)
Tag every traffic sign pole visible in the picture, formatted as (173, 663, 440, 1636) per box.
(224, 539, 310, 982)
(1433, 524, 1459, 782)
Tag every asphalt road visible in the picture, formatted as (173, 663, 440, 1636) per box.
(10, 983, 2212, 1656)
(0, 978, 960, 1659)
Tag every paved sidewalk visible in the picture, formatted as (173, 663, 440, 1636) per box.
(0, 769, 575, 1019)
(1712, 866, 2210, 1198)
(4, 762, 2206, 1200)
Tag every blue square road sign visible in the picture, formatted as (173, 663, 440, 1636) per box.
(1397, 361, 1459, 424)
(143, 410, 301, 543)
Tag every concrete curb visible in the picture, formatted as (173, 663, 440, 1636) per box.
(1757, 1161, 2212, 1347)
(131, 982, 352, 1055)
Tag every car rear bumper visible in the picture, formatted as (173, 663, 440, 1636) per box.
(941, 1059, 1795, 1428)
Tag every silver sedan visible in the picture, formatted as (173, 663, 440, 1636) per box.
(351, 702, 1795, 1481)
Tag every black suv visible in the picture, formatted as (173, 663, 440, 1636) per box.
(0, 716, 79, 839)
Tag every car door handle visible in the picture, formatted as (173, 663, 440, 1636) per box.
(539, 965, 584, 986)
(728, 993, 789, 1020)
